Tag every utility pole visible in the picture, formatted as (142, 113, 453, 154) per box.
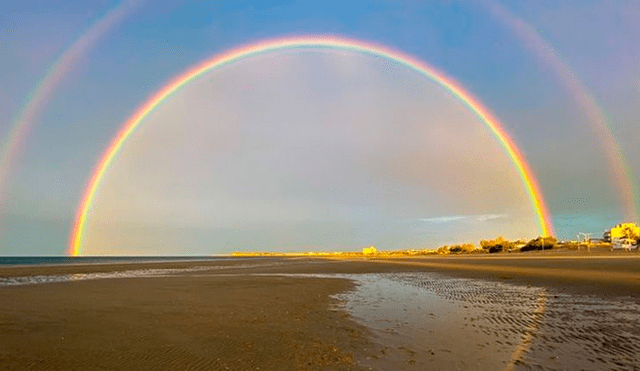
(576, 234, 581, 251)
(577, 233, 592, 252)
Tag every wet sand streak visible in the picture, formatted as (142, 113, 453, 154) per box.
(505, 289, 546, 370)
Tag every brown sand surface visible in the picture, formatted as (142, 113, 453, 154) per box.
(1, 254, 639, 370)
(0, 266, 371, 371)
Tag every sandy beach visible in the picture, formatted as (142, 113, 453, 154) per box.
(1, 254, 639, 370)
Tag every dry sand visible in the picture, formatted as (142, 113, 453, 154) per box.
(1, 253, 639, 370)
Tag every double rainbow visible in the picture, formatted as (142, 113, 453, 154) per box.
(69, 36, 554, 256)
(484, 1, 638, 223)
(0, 1, 135, 215)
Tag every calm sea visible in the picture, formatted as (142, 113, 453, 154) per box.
(0, 256, 234, 267)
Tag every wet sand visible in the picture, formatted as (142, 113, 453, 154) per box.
(0, 262, 370, 370)
(372, 253, 640, 298)
(1, 254, 639, 370)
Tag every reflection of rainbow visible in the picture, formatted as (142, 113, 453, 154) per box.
(69, 36, 554, 256)
(0, 1, 136, 220)
(481, 0, 638, 222)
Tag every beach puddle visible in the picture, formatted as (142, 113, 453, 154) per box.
(314, 272, 640, 371)
(328, 273, 541, 370)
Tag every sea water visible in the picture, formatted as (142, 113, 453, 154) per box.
(0, 256, 236, 267)
(0, 256, 264, 286)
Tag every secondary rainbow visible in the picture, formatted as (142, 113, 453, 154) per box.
(0, 0, 137, 234)
(483, 0, 638, 223)
(69, 35, 554, 256)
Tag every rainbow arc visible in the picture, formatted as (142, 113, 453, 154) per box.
(69, 36, 554, 256)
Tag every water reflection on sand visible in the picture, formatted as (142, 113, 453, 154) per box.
(330, 273, 540, 370)
(274, 272, 639, 370)
(336, 272, 639, 371)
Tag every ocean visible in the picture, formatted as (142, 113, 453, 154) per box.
(0, 256, 258, 286)
(0, 256, 235, 267)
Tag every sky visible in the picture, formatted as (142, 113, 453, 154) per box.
(1, 0, 639, 255)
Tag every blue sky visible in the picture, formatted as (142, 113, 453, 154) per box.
(1, 0, 639, 255)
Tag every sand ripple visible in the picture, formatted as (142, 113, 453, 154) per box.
(333, 272, 640, 370)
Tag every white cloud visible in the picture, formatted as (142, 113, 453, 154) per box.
(418, 216, 467, 223)
(475, 213, 508, 222)
(418, 213, 508, 223)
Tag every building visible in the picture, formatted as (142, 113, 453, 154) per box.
(362, 246, 377, 255)
(603, 223, 640, 242)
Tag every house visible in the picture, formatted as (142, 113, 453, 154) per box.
(603, 223, 640, 242)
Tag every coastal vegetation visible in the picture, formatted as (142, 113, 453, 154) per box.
(480, 237, 515, 253)
(616, 224, 640, 241)
(232, 234, 634, 257)
(520, 236, 558, 252)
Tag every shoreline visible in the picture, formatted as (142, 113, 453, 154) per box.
(3, 252, 638, 296)
(0, 257, 285, 278)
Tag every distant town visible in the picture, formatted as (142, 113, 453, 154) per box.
(233, 222, 640, 257)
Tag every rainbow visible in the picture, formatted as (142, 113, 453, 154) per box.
(482, 0, 638, 223)
(0, 1, 136, 228)
(69, 35, 554, 256)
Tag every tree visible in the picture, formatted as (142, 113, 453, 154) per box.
(619, 225, 640, 241)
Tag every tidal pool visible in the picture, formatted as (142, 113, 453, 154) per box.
(327, 272, 639, 370)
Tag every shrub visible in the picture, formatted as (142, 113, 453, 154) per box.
(449, 243, 476, 254)
(521, 236, 558, 252)
(480, 237, 513, 253)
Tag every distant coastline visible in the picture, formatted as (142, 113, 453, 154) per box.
(232, 237, 632, 258)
